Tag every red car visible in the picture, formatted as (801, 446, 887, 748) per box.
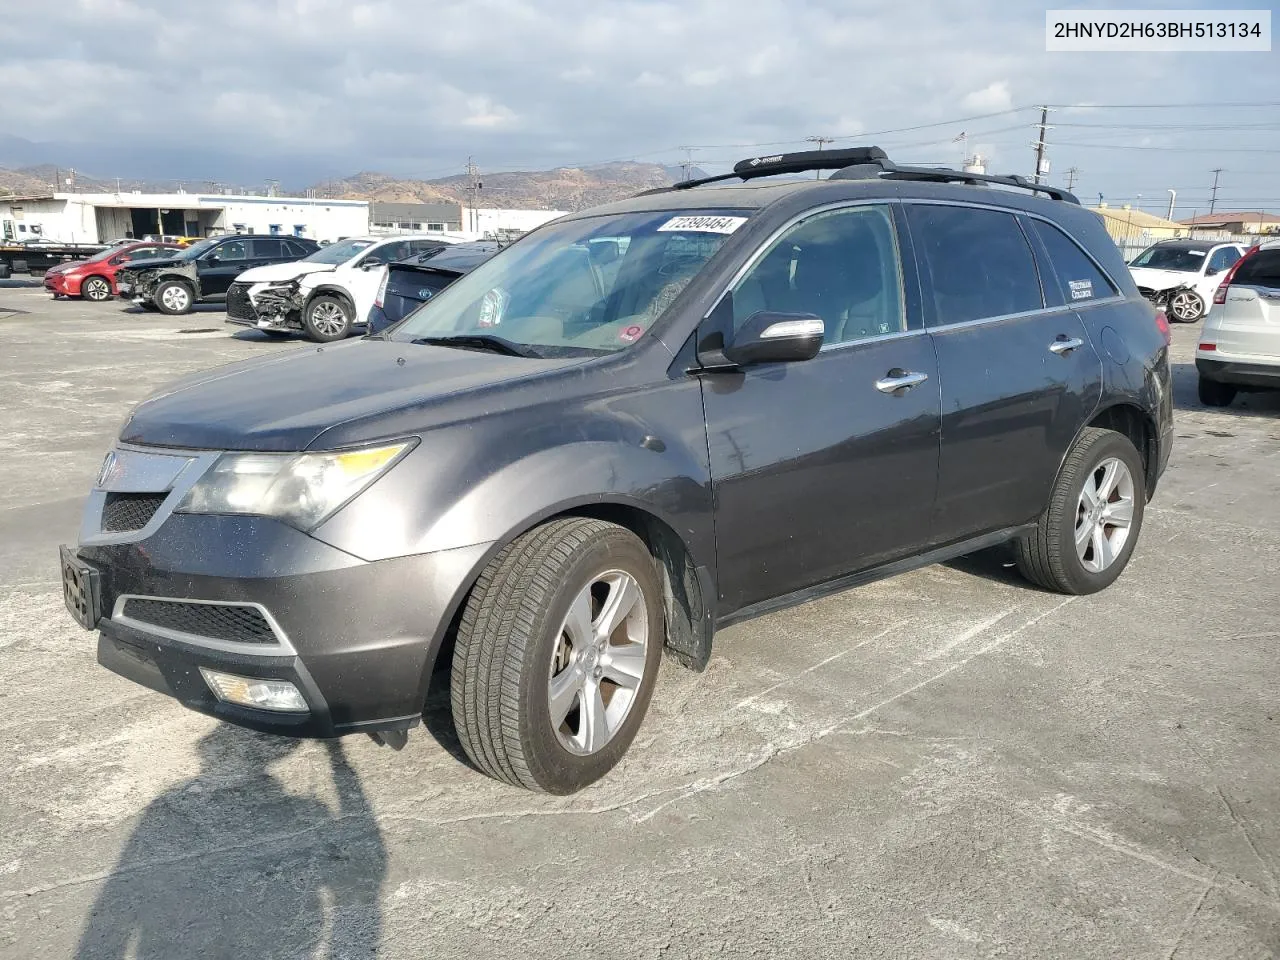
(45, 241, 183, 302)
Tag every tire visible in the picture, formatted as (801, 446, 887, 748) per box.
(1015, 427, 1146, 595)
(1198, 376, 1237, 407)
(154, 280, 194, 315)
(81, 275, 112, 302)
(301, 294, 352, 342)
(1168, 289, 1204, 322)
(450, 517, 664, 794)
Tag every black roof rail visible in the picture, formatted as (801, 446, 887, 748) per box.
(636, 147, 889, 195)
(636, 145, 1079, 204)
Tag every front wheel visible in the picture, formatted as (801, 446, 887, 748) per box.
(1015, 427, 1146, 595)
(1168, 289, 1205, 322)
(154, 280, 193, 315)
(81, 275, 112, 302)
(301, 295, 353, 342)
(450, 518, 664, 793)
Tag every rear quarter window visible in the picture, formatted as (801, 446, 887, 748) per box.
(1232, 250, 1280, 288)
(1028, 219, 1118, 306)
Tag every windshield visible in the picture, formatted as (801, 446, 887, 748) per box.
(302, 237, 375, 265)
(1130, 245, 1206, 272)
(391, 209, 748, 355)
(84, 247, 119, 263)
(175, 237, 221, 260)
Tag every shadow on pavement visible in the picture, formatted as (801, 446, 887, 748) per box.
(75, 726, 386, 959)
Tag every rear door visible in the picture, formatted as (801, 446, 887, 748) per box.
(702, 202, 941, 613)
(905, 202, 1103, 546)
(1212, 248, 1280, 361)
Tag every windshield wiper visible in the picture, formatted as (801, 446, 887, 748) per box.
(410, 334, 540, 358)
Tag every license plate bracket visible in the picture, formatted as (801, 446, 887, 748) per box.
(60, 545, 102, 630)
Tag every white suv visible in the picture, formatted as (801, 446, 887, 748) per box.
(1197, 241, 1280, 406)
(227, 234, 465, 341)
(1128, 239, 1245, 322)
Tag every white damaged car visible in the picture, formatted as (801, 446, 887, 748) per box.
(226, 234, 466, 341)
(1127, 239, 1245, 323)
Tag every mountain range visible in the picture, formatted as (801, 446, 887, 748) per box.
(0, 159, 706, 211)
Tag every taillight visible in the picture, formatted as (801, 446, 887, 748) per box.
(1154, 308, 1171, 346)
(1199, 342, 1216, 352)
(374, 268, 389, 309)
(1213, 247, 1255, 305)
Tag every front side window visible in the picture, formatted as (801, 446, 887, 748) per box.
(211, 240, 247, 261)
(908, 204, 1043, 324)
(1129, 244, 1205, 272)
(731, 205, 906, 345)
(368, 240, 411, 264)
(392, 209, 748, 356)
(1028, 219, 1117, 305)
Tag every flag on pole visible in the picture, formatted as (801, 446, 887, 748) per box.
(953, 132, 967, 142)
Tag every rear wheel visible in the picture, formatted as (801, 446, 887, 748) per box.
(154, 280, 193, 315)
(301, 294, 352, 342)
(1016, 427, 1146, 595)
(81, 275, 112, 302)
(1168, 289, 1205, 322)
(1198, 376, 1237, 407)
(450, 518, 663, 793)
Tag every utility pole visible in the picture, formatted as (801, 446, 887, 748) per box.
(805, 136, 834, 178)
(677, 146, 694, 183)
(466, 157, 482, 232)
(1209, 168, 1224, 213)
(265, 179, 278, 198)
(1032, 106, 1051, 185)
(1065, 167, 1079, 192)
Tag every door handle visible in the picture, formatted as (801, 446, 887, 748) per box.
(1049, 336, 1084, 356)
(875, 370, 929, 394)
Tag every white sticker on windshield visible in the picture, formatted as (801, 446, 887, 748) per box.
(657, 215, 748, 235)
(1069, 279, 1093, 300)
(1189, 250, 1205, 256)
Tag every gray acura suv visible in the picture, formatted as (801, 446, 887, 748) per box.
(61, 148, 1173, 794)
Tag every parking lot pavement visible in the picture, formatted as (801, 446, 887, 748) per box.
(1, 286, 1277, 959)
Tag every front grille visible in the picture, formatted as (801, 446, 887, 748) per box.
(226, 282, 255, 321)
(101, 492, 167, 532)
(121, 598, 277, 644)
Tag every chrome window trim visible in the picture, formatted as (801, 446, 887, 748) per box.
(926, 296, 1127, 335)
(111, 594, 296, 656)
(819, 326, 928, 352)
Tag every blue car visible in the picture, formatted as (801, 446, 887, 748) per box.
(367, 241, 501, 334)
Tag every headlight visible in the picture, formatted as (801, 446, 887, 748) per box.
(176, 441, 414, 529)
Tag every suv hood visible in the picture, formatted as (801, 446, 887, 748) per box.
(236, 262, 336, 285)
(121, 339, 585, 451)
(1129, 267, 1202, 291)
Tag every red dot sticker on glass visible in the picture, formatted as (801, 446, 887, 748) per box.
(619, 324, 645, 343)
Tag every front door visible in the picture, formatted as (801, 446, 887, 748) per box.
(701, 203, 941, 615)
(198, 238, 251, 296)
(904, 203, 1103, 546)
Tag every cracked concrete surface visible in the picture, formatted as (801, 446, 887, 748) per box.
(0, 285, 1277, 959)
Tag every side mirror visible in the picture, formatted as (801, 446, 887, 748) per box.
(206, 254, 220, 264)
(110, 255, 129, 265)
(722, 311, 824, 366)
(1205, 266, 1221, 277)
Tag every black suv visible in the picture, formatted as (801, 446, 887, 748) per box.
(61, 148, 1172, 794)
(117, 235, 320, 315)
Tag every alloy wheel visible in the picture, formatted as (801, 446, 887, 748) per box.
(83, 277, 110, 301)
(547, 570, 649, 756)
(161, 285, 190, 312)
(1075, 457, 1135, 574)
(1170, 290, 1202, 322)
(310, 301, 348, 337)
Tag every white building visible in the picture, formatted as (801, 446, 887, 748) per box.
(462, 207, 569, 239)
(0, 192, 369, 244)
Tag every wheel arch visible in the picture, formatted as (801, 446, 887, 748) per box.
(304, 284, 356, 317)
(419, 495, 716, 708)
(1084, 402, 1160, 498)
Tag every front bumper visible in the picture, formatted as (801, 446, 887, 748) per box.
(64, 512, 491, 737)
(1196, 356, 1280, 389)
(45, 273, 69, 294)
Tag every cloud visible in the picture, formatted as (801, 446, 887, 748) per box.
(0, 0, 1273, 207)
(962, 81, 1014, 112)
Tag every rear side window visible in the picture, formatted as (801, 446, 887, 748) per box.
(282, 239, 311, 258)
(907, 204, 1043, 324)
(1028, 219, 1118, 305)
(1233, 250, 1280, 288)
(249, 238, 285, 258)
(1208, 247, 1240, 274)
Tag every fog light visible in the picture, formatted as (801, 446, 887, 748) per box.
(199, 668, 309, 713)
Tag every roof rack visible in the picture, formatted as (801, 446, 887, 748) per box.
(638, 146, 1079, 204)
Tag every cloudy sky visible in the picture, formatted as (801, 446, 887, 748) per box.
(1, 0, 1277, 214)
